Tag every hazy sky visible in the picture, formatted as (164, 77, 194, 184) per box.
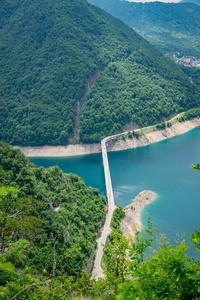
(127, 0, 180, 2)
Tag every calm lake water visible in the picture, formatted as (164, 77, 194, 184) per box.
(30, 127, 200, 258)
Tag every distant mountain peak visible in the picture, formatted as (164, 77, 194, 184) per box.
(180, 0, 200, 6)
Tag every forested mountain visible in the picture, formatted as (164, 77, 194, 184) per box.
(0, 142, 106, 278)
(181, 65, 200, 86)
(88, 0, 200, 57)
(0, 0, 200, 145)
(181, 0, 200, 6)
(1, 143, 200, 298)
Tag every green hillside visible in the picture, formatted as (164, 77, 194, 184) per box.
(0, 142, 106, 278)
(181, 65, 200, 86)
(0, 0, 199, 145)
(0, 144, 200, 299)
(88, 0, 200, 57)
(181, 0, 200, 6)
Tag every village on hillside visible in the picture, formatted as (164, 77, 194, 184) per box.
(173, 55, 200, 67)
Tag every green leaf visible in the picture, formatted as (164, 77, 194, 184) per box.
(0, 262, 15, 272)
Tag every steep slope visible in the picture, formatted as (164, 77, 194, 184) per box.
(0, 142, 106, 277)
(0, 0, 199, 145)
(181, 65, 200, 86)
(88, 0, 200, 57)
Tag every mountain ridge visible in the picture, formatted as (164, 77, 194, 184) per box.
(88, 0, 200, 57)
(0, 0, 199, 145)
(180, 0, 200, 6)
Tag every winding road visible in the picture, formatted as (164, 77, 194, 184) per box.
(92, 112, 185, 280)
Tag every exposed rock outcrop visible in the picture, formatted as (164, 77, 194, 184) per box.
(120, 190, 157, 239)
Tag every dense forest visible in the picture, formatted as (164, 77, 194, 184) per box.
(0, 144, 200, 299)
(88, 0, 200, 57)
(0, 142, 106, 280)
(79, 55, 200, 143)
(181, 66, 200, 87)
(0, 0, 200, 145)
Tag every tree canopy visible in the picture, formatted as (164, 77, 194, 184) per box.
(88, 0, 200, 57)
(0, 142, 106, 278)
(1, 0, 199, 145)
(0, 143, 200, 299)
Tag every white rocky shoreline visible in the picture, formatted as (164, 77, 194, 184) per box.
(14, 118, 200, 157)
(120, 190, 157, 239)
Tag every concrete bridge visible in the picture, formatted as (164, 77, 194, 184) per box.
(92, 112, 185, 280)
(92, 136, 117, 279)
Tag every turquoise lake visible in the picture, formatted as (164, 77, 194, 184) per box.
(30, 127, 200, 258)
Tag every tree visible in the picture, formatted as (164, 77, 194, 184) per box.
(192, 163, 200, 171)
(115, 231, 200, 300)
(128, 131, 133, 139)
(104, 230, 131, 292)
(117, 165, 200, 299)
(0, 186, 41, 254)
(0, 186, 19, 254)
(190, 230, 200, 253)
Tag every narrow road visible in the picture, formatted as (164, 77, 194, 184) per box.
(92, 137, 116, 280)
(92, 112, 185, 280)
